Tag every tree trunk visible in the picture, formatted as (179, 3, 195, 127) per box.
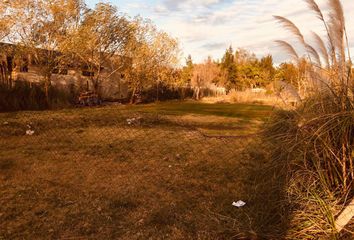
(130, 87, 137, 104)
(180, 87, 185, 100)
(195, 87, 200, 100)
(0, 64, 5, 86)
(91, 76, 99, 93)
(156, 82, 159, 102)
(6, 57, 13, 88)
(44, 74, 51, 105)
(45, 82, 49, 104)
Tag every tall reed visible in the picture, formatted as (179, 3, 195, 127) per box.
(269, 0, 353, 238)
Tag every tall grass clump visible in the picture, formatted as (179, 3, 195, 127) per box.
(267, 0, 353, 238)
(0, 81, 74, 112)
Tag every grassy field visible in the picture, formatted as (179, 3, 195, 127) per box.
(0, 101, 275, 239)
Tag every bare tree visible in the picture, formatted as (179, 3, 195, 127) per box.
(191, 57, 220, 100)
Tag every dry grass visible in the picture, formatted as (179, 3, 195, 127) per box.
(271, 0, 354, 238)
(263, 106, 354, 239)
(0, 102, 276, 239)
(227, 90, 290, 107)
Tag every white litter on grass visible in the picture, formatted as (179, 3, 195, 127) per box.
(26, 130, 35, 136)
(126, 117, 142, 125)
(126, 118, 135, 125)
(232, 200, 246, 208)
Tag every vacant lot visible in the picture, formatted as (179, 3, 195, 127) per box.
(0, 101, 274, 239)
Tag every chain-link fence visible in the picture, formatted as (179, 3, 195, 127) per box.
(0, 104, 260, 239)
(0, 105, 253, 161)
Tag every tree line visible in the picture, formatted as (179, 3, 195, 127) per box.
(181, 46, 310, 100)
(0, 0, 180, 105)
(0, 0, 310, 108)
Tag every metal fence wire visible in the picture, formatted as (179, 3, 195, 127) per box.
(0, 107, 249, 163)
(0, 105, 254, 239)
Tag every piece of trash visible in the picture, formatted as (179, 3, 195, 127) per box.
(3, 121, 9, 125)
(26, 130, 35, 136)
(126, 118, 136, 125)
(126, 118, 134, 125)
(232, 200, 246, 208)
(168, 165, 172, 168)
(126, 117, 142, 125)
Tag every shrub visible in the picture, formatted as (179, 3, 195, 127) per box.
(0, 81, 74, 112)
(266, 0, 354, 238)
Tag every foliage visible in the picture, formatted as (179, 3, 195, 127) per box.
(275, 62, 299, 86)
(63, 2, 133, 93)
(269, 0, 354, 238)
(0, 0, 181, 106)
(123, 16, 180, 103)
(220, 46, 238, 91)
(258, 55, 276, 86)
(180, 55, 193, 87)
(1, 0, 85, 99)
(189, 47, 277, 96)
(0, 81, 74, 112)
(191, 57, 221, 100)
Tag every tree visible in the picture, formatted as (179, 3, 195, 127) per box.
(191, 56, 220, 100)
(2, 0, 85, 100)
(64, 2, 133, 95)
(1, 0, 181, 104)
(125, 17, 180, 103)
(151, 31, 180, 101)
(220, 46, 237, 91)
(234, 48, 260, 90)
(179, 55, 194, 99)
(0, 1, 14, 41)
(125, 17, 158, 103)
(235, 48, 257, 65)
(237, 62, 260, 89)
(181, 55, 193, 86)
(258, 55, 275, 87)
(276, 62, 299, 87)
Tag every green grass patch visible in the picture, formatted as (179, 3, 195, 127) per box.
(131, 101, 273, 120)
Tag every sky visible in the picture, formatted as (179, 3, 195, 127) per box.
(86, 0, 354, 64)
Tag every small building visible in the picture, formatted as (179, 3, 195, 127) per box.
(0, 43, 129, 101)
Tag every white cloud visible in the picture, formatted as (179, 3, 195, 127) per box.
(169, 0, 354, 63)
(163, 0, 225, 11)
(91, 0, 354, 64)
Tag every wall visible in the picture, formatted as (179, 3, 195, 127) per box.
(12, 65, 129, 100)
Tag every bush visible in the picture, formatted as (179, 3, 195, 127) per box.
(0, 81, 74, 112)
(229, 89, 281, 105)
(267, 0, 354, 238)
(263, 96, 353, 238)
(129, 84, 195, 103)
